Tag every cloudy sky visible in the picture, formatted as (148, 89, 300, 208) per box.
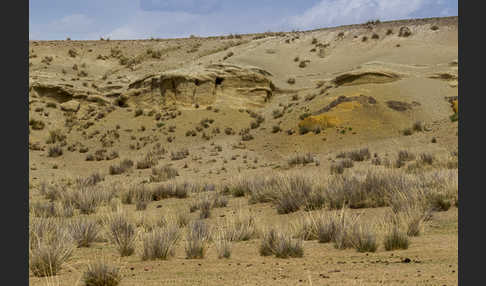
(29, 0, 458, 40)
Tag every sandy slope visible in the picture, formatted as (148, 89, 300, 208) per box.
(28, 16, 458, 286)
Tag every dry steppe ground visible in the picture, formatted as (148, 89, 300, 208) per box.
(29, 17, 458, 286)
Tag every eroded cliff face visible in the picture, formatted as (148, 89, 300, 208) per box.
(158, 64, 275, 106)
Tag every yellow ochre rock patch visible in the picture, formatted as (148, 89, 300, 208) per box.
(299, 114, 340, 131)
(451, 100, 458, 113)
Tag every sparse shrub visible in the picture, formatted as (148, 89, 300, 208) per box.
(76, 173, 103, 188)
(398, 150, 415, 162)
(431, 25, 439, 31)
(299, 112, 311, 120)
(171, 149, 189, 160)
(215, 234, 232, 259)
(259, 228, 278, 256)
(186, 130, 197, 136)
(336, 148, 370, 162)
(384, 228, 409, 250)
(330, 163, 344, 174)
(287, 78, 295, 84)
(315, 212, 339, 243)
(29, 219, 75, 277)
(272, 109, 284, 119)
(224, 127, 234, 135)
(386, 29, 393, 35)
(428, 193, 452, 211)
(224, 209, 258, 242)
(412, 121, 424, 132)
(69, 218, 100, 248)
(362, 36, 368, 42)
(299, 60, 308, 68)
(83, 261, 122, 286)
(134, 108, 143, 117)
(29, 118, 45, 130)
(303, 190, 326, 211)
(142, 225, 180, 260)
(107, 214, 137, 257)
(419, 153, 434, 165)
(403, 128, 413, 136)
(450, 113, 458, 122)
(350, 223, 377, 253)
(68, 49, 78, 58)
(48, 145, 63, 157)
(241, 133, 254, 141)
(260, 228, 303, 258)
(109, 159, 134, 175)
(137, 152, 159, 169)
(31, 201, 60, 218)
(274, 175, 312, 214)
(175, 210, 190, 228)
(212, 193, 228, 208)
(371, 33, 379, 39)
(199, 196, 212, 219)
(288, 153, 315, 166)
(150, 165, 179, 182)
(136, 200, 148, 211)
(122, 185, 152, 205)
(46, 102, 57, 108)
(272, 125, 281, 133)
(174, 182, 192, 198)
(185, 220, 212, 259)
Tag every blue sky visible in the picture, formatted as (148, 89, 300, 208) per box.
(29, 0, 458, 40)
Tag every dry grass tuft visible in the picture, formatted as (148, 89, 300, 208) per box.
(106, 213, 138, 257)
(142, 224, 180, 260)
(224, 209, 258, 242)
(69, 218, 100, 247)
(185, 220, 212, 259)
(29, 218, 75, 277)
(83, 260, 122, 286)
(260, 227, 303, 258)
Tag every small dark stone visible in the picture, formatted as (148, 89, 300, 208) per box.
(402, 258, 411, 263)
(156, 205, 162, 208)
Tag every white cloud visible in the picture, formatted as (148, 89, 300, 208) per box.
(50, 14, 96, 33)
(287, 0, 433, 29)
(107, 10, 201, 39)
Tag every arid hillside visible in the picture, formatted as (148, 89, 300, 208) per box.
(29, 17, 458, 286)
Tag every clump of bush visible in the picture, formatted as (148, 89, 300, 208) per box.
(330, 159, 354, 174)
(142, 225, 180, 260)
(106, 213, 138, 257)
(384, 227, 410, 250)
(29, 219, 75, 277)
(336, 148, 371, 162)
(82, 260, 122, 286)
(29, 118, 45, 130)
(260, 228, 303, 258)
(150, 165, 179, 182)
(288, 153, 315, 166)
(47, 145, 63, 157)
(171, 149, 189, 161)
(109, 159, 134, 175)
(185, 220, 212, 259)
(68, 218, 100, 247)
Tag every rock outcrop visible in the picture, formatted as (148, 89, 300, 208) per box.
(157, 64, 275, 106)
